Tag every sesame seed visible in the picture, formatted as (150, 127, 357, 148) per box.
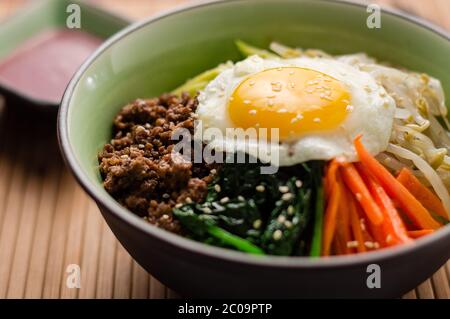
(271, 81, 282, 92)
(249, 80, 255, 86)
(162, 193, 170, 199)
(295, 180, 303, 188)
(277, 108, 287, 113)
(346, 105, 354, 112)
(120, 155, 129, 159)
(253, 219, 262, 229)
(214, 184, 221, 192)
(364, 241, 375, 249)
(313, 117, 321, 123)
(243, 99, 251, 104)
(373, 242, 380, 249)
(379, 91, 386, 97)
(175, 203, 183, 208)
(278, 185, 289, 193)
(210, 169, 217, 174)
(347, 241, 359, 248)
(355, 193, 362, 201)
(138, 144, 145, 149)
(360, 218, 366, 231)
(202, 207, 212, 214)
(289, 70, 295, 75)
(161, 214, 170, 220)
(287, 205, 295, 215)
(267, 99, 275, 107)
(238, 195, 245, 201)
(281, 193, 293, 201)
(273, 230, 283, 241)
(386, 234, 392, 243)
(284, 220, 293, 228)
(220, 197, 229, 204)
(256, 185, 265, 192)
(249, 109, 257, 115)
(277, 215, 286, 224)
(185, 197, 192, 204)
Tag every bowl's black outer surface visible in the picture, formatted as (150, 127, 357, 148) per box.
(58, 0, 450, 298)
(98, 202, 450, 298)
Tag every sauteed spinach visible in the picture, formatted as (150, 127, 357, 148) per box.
(173, 161, 324, 256)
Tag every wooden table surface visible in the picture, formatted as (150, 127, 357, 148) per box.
(0, 0, 449, 299)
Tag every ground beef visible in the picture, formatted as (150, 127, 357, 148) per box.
(98, 93, 217, 233)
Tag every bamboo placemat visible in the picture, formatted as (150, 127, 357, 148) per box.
(0, 0, 449, 299)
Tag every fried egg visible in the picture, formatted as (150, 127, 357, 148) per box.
(195, 55, 396, 166)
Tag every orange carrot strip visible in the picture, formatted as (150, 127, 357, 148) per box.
(354, 135, 441, 230)
(322, 161, 342, 256)
(355, 203, 378, 250)
(349, 193, 367, 253)
(324, 159, 341, 199)
(336, 183, 353, 254)
(397, 168, 449, 221)
(340, 163, 384, 226)
(407, 229, 434, 239)
(355, 163, 412, 246)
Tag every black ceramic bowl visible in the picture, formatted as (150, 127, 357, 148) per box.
(58, 0, 450, 298)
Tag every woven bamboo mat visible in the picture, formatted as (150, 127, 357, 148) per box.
(0, 0, 449, 299)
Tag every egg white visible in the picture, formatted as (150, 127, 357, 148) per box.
(195, 55, 396, 166)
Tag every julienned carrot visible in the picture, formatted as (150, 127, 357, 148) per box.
(334, 184, 353, 255)
(340, 163, 384, 226)
(332, 235, 346, 255)
(397, 168, 449, 221)
(322, 161, 342, 256)
(407, 229, 434, 239)
(354, 135, 441, 230)
(355, 163, 411, 246)
(324, 158, 341, 199)
(356, 206, 377, 248)
(348, 193, 367, 253)
(338, 186, 355, 254)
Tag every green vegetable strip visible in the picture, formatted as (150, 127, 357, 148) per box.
(310, 184, 324, 257)
(235, 40, 278, 58)
(207, 226, 265, 255)
(172, 63, 230, 96)
(172, 40, 278, 96)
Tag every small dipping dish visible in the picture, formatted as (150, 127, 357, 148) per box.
(0, 0, 129, 111)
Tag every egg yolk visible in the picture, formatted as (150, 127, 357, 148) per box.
(228, 67, 351, 141)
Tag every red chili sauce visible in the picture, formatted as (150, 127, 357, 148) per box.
(0, 29, 102, 103)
